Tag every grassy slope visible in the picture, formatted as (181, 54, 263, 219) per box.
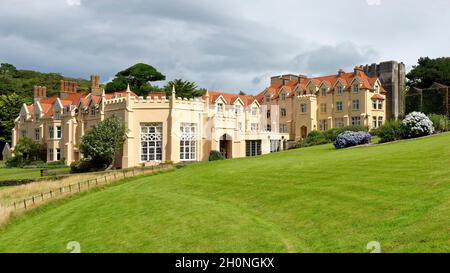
(0, 134, 449, 253)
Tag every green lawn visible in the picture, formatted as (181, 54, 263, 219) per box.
(0, 133, 449, 253)
(0, 167, 42, 181)
(0, 167, 70, 182)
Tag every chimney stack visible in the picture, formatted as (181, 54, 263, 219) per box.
(33, 86, 47, 102)
(90, 74, 102, 96)
(354, 66, 363, 76)
(298, 74, 308, 83)
(338, 69, 345, 77)
(60, 80, 77, 99)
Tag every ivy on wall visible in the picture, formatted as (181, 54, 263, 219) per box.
(406, 89, 445, 115)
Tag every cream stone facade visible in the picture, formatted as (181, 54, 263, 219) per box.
(11, 66, 386, 168)
(11, 76, 289, 168)
(256, 67, 387, 141)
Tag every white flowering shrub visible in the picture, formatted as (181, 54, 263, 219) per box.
(401, 111, 434, 138)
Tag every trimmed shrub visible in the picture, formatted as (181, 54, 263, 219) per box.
(297, 125, 369, 148)
(70, 159, 106, 173)
(428, 114, 449, 132)
(208, 150, 224, 161)
(298, 131, 328, 148)
(376, 120, 404, 143)
(333, 131, 371, 149)
(401, 111, 434, 138)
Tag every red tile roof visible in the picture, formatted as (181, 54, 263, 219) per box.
(371, 94, 385, 100)
(259, 69, 382, 101)
(203, 91, 257, 106)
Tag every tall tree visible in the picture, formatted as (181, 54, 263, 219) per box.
(407, 57, 450, 88)
(163, 79, 206, 98)
(0, 93, 30, 152)
(0, 63, 18, 78)
(105, 63, 166, 96)
(79, 115, 126, 169)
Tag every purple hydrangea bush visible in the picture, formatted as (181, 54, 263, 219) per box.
(333, 131, 371, 149)
(401, 111, 434, 138)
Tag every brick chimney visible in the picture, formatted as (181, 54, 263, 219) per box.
(298, 74, 308, 83)
(338, 69, 345, 77)
(60, 80, 77, 99)
(33, 86, 47, 102)
(90, 74, 102, 96)
(270, 76, 283, 86)
(353, 66, 364, 76)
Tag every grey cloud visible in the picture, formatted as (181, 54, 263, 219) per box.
(293, 42, 379, 76)
(0, 0, 449, 95)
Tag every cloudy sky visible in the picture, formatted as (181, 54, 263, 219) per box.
(0, 0, 449, 94)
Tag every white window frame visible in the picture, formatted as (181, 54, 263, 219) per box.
(353, 84, 360, 93)
(335, 118, 344, 128)
(56, 148, 61, 161)
(320, 103, 327, 113)
(300, 103, 307, 113)
(336, 86, 343, 95)
(319, 120, 327, 131)
(140, 123, 163, 162)
(321, 88, 327, 97)
(378, 100, 383, 110)
(378, 117, 383, 127)
(372, 116, 377, 128)
(336, 101, 343, 112)
(34, 128, 40, 141)
(49, 126, 54, 139)
(56, 126, 62, 139)
(180, 123, 197, 161)
(216, 103, 223, 114)
(234, 105, 242, 115)
(353, 99, 360, 110)
(281, 108, 287, 117)
(49, 149, 54, 161)
(251, 106, 258, 116)
(352, 116, 361, 126)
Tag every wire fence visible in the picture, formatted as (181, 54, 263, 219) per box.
(7, 164, 171, 212)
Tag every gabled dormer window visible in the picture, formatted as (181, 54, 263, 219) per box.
(336, 86, 343, 95)
(21, 115, 26, 122)
(234, 105, 242, 115)
(90, 105, 96, 116)
(265, 94, 271, 102)
(34, 113, 40, 122)
(216, 103, 223, 114)
(54, 110, 61, 120)
(296, 91, 301, 96)
(321, 88, 327, 97)
(251, 106, 257, 116)
(281, 92, 286, 101)
(353, 84, 359, 93)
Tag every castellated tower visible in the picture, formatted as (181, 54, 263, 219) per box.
(362, 61, 406, 119)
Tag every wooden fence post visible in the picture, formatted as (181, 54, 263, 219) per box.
(78, 182, 81, 192)
(23, 199, 27, 210)
(13, 202, 16, 210)
(41, 193, 44, 201)
(88, 180, 90, 189)
(50, 190, 53, 198)
(69, 184, 72, 192)
(32, 196, 35, 205)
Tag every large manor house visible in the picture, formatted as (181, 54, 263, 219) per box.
(8, 64, 397, 168)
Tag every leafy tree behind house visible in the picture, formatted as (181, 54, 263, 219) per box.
(407, 57, 450, 88)
(0, 93, 31, 156)
(105, 63, 166, 97)
(6, 137, 44, 167)
(163, 79, 206, 98)
(78, 116, 126, 170)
